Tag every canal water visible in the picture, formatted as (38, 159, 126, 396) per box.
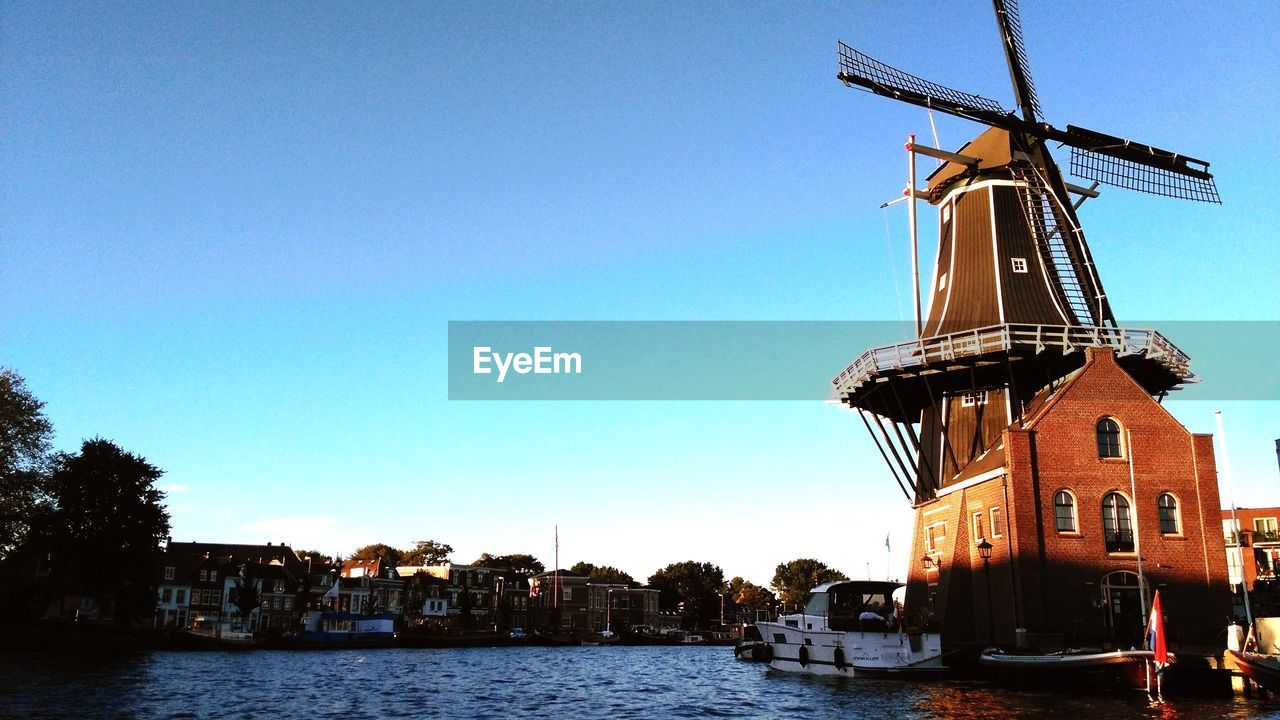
(1, 646, 1277, 719)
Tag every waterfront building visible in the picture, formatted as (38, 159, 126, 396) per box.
(899, 348, 1230, 650)
(154, 540, 307, 630)
(493, 573, 531, 632)
(527, 571, 661, 636)
(1222, 507, 1280, 591)
(246, 558, 303, 632)
(615, 586, 660, 630)
(397, 563, 494, 630)
(528, 570, 589, 634)
(337, 558, 403, 616)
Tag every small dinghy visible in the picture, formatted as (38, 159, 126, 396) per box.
(980, 647, 1157, 689)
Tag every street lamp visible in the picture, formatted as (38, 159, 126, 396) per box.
(977, 539, 995, 645)
(921, 554, 941, 573)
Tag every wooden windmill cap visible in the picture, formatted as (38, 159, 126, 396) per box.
(925, 127, 1022, 203)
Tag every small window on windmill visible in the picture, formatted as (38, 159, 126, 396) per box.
(942, 204, 951, 223)
(1011, 257, 1028, 273)
(960, 391, 988, 407)
(938, 272, 948, 291)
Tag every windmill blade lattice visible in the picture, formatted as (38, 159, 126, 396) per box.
(837, 41, 1009, 122)
(1070, 147, 1221, 204)
(993, 0, 1042, 120)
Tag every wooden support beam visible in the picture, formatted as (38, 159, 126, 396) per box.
(905, 141, 981, 168)
(858, 409, 913, 501)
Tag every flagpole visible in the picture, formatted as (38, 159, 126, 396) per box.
(1127, 429, 1149, 631)
(1217, 410, 1254, 642)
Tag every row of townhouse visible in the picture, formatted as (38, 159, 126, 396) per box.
(154, 541, 657, 636)
(156, 541, 318, 633)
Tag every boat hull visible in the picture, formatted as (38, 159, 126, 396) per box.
(1227, 650, 1280, 693)
(756, 621, 946, 678)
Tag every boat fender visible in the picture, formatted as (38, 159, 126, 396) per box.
(833, 646, 846, 670)
(798, 645, 809, 668)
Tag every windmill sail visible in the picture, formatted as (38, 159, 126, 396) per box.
(837, 42, 1011, 125)
(1069, 149, 1221, 203)
(992, 0, 1041, 121)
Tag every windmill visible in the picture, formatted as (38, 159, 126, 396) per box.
(828, 1, 1219, 503)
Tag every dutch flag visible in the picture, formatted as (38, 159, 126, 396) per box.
(1146, 590, 1169, 672)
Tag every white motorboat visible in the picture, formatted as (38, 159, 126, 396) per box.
(755, 580, 946, 677)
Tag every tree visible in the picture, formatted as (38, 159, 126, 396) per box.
(351, 543, 404, 568)
(647, 561, 725, 630)
(232, 577, 260, 624)
(295, 549, 338, 566)
(0, 368, 54, 563)
(772, 559, 847, 610)
(728, 576, 776, 614)
(570, 562, 635, 586)
(45, 438, 171, 624)
(473, 552, 544, 577)
(401, 539, 453, 566)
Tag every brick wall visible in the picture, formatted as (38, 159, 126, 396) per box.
(907, 349, 1231, 651)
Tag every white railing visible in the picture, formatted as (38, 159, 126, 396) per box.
(829, 323, 1192, 397)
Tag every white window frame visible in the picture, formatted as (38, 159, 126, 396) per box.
(164, 566, 175, 581)
(972, 511, 985, 542)
(960, 391, 988, 407)
(1156, 493, 1182, 535)
(1227, 547, 1244, 586)
(990, 507, 1004, 538)
(1053, 490, 1078, 533)
(1011, 257, 1028, 273)
(925, 523, 946, 553)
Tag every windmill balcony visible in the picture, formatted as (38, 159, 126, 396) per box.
(828, 323, 1194, 419)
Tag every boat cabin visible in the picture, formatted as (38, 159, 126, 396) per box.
(796, 580, 901, 632)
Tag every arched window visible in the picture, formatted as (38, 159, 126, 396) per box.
(1157, 493, 1181, 535)
(1053, 490, 1077, 533)
(1097, 418, 1123, 458)
(1102, 492, 1134, 552)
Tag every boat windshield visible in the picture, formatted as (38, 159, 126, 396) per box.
(828, 584, 896, 630)
(802, 592, 830, 615)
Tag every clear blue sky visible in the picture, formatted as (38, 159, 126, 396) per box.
(3, 2, 1277, 587)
